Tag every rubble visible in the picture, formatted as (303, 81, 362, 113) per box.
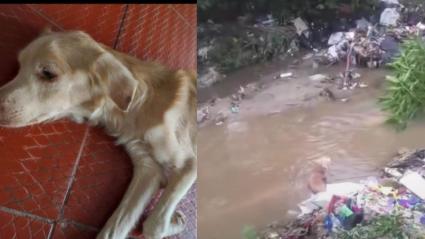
(299, 1, 425, 73)
(259, 148, 425, 239)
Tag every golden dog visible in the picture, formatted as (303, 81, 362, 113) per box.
(0, 28, 196, 239)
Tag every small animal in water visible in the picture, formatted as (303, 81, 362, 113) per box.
(307, 156, 332, 194)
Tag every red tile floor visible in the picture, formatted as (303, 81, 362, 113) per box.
(0, 4, 197, 239)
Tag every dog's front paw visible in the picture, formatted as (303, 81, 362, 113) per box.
(143, 211, 186, 239)
(143, 217, 166, 239)
(96, 229, 113, 239)
(168, 210, 186, 235)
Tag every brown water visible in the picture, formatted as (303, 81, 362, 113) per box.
(198, 70, 425, 239)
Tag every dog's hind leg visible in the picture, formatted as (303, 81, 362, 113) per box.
(142, 158, 196, 239)
(96, 149, 163, 239)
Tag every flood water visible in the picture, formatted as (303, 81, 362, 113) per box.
(198, 69, 425, 239)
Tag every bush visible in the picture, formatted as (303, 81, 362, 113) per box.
(380, 38, 425, 129)
(207, 30, 290, 73)
(198, 0, 379, 25)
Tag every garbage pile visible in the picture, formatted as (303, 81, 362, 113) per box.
(197, 83, 260, 125)
(294, 0, 425, 69)
(260, 148, 425, 239)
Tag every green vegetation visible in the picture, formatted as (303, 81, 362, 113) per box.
(207, 31, 290, 73)
(198, 0, 378, 24)
(336, 214, 408, 239)
(198, 0, 380, 75)
(380, 39, 425, 130)
(241, 225, 258, 239)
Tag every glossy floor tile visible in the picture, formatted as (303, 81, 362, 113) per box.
(116, 4, 197, 70)
(0, 4, 196, 239)
(0, 210, 52, 239)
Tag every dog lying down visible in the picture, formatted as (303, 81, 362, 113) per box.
(0, 28, 196, 239)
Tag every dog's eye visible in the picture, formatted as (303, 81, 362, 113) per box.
(39, 66, 57, 81)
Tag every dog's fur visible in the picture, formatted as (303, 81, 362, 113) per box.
(307, 157, 331, 194)
(0, 28, 196, 239)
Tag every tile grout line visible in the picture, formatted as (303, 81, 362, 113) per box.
(0, 206, 54, 224)
(62, 218, 99, 232)
(113, 4, 130, 49)
(169, 5, 191, 28)
(46, 224, 55, 239)
(24, 4, 64, 31)
(58, 126, 90, 215)
(0, 209, 101, 236)
(47, 126, 90, 239)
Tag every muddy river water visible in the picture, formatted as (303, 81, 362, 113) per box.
(198, 67, 425, 238)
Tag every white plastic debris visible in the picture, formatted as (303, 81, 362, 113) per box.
(198, 46, 213, 60)
(309, 74, 330, 81)
(214, 112, 227, 126)
(292, 17, 309, 36)
(261, 19, 275, 26)
(279, 72, 293, 78)
(328, 45, 339, 59)
(328, 32, 345, 45)
(352, 72, 362, 79)
(400, 171, 425, 200)
(380, 8, 400, 26)
(384, 168, 403, 178)
(417, 22, 425, 30)
(345, 31, 355, 41)
(359, 82, 368, 88)
(298, 182, 364, 215)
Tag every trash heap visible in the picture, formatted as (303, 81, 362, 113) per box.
(260, 149, 425, 239)
(300, 0, 425, 69)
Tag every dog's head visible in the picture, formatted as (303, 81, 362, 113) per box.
(0, 28, 139, 127)
(312, 156, 332, 170)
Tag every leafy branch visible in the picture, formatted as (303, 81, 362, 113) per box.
(380, 38, 425, 130)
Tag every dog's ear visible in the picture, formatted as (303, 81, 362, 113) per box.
(91, 53, 139, 112)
